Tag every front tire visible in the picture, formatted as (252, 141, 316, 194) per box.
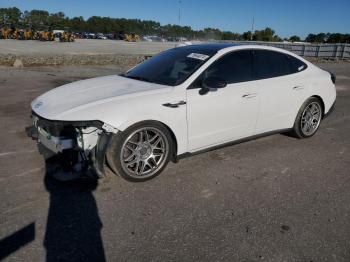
(291, 97, 323, 138)
(106, 121, 173, 182)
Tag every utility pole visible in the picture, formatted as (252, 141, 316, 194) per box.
(178, 0, 182, 26)
(250, 17, 254, 41)
(178, 0, 182, 41)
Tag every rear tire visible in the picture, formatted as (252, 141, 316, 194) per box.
(106, 121, 173, 182)
(290, 97, 323, 138)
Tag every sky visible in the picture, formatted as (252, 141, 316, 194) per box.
(0, 0, 349, 38)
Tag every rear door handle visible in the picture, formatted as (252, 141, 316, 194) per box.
(242, 93, 257, 99)
(293, 86, 304, 91)
(162, 100, 186, 108)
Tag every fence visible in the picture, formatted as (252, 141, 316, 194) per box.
(226, 41, 350, 59)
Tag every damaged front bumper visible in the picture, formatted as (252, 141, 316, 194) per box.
(26, 112, 117, 179)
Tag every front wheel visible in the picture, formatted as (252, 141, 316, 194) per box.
(106, 121, 172, 182)
(291, 97, 323, 138)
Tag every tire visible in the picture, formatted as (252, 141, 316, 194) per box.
(106, 121, 173, 182)
(290, 97, 323, 138)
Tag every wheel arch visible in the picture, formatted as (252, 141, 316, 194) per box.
(310, 95, 325, 116)
(291, 95, 326, 128)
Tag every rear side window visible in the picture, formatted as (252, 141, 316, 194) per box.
(253, 50, 290, 80)
(204, 50, 253, 84)
(287, 55, 307, 73)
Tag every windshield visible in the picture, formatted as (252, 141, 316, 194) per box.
(122, 47, 216, 86)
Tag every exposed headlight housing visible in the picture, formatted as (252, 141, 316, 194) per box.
(330, 72, 336, 84)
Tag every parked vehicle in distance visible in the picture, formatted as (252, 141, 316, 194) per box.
(142, 35, 166, 42)
(96, 33, 107, 39)
(28, 44, 336, 182)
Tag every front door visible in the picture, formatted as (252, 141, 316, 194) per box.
(186, 50, 260, 151)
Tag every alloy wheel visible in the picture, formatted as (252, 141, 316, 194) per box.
(120, 127, 169, 178)
(301, 101, 322, 136)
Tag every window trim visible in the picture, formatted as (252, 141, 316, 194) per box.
(187, 48, 308, 89)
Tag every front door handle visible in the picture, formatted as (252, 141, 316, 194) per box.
(242, 93, 257, 99)
(293, 86, 304, 91)
(162, 100, 186, 108)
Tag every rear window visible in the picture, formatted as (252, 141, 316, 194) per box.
(287, 55, 307, 74)
(253, 50, 291, 80)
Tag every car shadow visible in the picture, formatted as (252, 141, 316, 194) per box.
(43, 154, 106, 262)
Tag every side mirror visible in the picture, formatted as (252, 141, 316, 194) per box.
(199, 76, 227, 95)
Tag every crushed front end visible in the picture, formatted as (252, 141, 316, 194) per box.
(26, 112, 116, 180)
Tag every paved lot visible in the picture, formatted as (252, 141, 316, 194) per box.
(0, 63, 349, 261)
(0, 39, 176, 55)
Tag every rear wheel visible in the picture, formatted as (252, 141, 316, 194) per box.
(106, 121, 172, 182)
(291, 97, 323, 138)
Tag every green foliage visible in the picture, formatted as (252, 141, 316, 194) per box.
(240, 28, 281, 42)
(289, 35, 301, 42)
(0, 7, 349, 42)
(305, 33, 327, 43)
(242, 31, 253, 41)
(222, 31, 242, 40)
(24, 10, 50, 27)
(253, 27, 275, 41)
(254, 27, 277, 41)
(305, 32, 350, 43)
(327, 33, 350, 43)
(0, 7, 21, 25)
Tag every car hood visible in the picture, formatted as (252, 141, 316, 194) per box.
(31, 75, 170, 120)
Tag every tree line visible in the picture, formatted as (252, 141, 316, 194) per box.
(0, 7, 349, 43)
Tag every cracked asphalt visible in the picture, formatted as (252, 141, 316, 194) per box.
(0, 62, 349, 262)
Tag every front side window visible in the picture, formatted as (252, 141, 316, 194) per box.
(203, 50, 253, 84)
(253, 50, 291, 80)
(123, 47, 216, 86)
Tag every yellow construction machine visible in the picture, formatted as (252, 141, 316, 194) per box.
(0, 24, 13, 39)
(40, 30, 54, 41)
(0, 28, 10, 39)
(37, 27, 55, 41)
(59, 28, 75, 42)
(125, 33, 140, 42)
(10, 28, 19, 39)
(59, 31, 75, 42)
(18, 29, 33, 40)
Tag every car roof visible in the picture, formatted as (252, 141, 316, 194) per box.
(174, 43, 310, 65)
(175, 43, 291, 55)
(176, 43, 239, 54)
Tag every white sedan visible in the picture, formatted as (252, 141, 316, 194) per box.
(29, 44, 336, 181)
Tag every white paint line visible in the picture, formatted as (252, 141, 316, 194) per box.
(0, 149, 36, 157)
(281, 167, 290, 174)
(16, 166, 44, 177)
(0, 166, 44, 182)
(336, 85, 347, 91)
(336, 75, 350, 80)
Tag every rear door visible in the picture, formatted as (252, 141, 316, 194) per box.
(253, 50, 308, 133)
(186, 50, 260, 150)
